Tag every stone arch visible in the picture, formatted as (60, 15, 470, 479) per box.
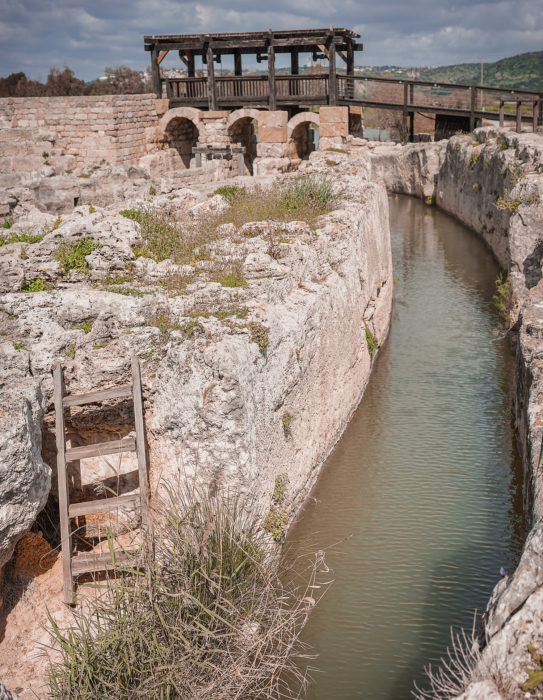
(227, 109, 262, 176)
(160, 107, 202, 169)
(226, 108, 262, 131)
(287, 112, 319, 160)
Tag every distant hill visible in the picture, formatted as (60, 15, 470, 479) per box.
(358, 51, 543, 92)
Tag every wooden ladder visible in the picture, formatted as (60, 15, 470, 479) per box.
(53, 355, 149, 604)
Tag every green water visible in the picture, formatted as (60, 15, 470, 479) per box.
(286, 194, 525, 699)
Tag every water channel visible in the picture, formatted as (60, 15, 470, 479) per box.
(286, 194, 526, 699)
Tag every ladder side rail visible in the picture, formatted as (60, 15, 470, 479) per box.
(131, 355, 150, 528)
(53, 363, 75, 605)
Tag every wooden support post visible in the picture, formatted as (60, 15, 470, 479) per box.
(290, 49, 299, 97)
(291, 49, 299, 75)
(346, 41, 354, 100)
(234, 50, 242, 76)
(329, 42, 337, 106)
(408, 82, 414, 142)
(499, 99, 505, 127)
(470, 86, 476, 132)
(150, 47, 162, 98)
(268, 45, 276, 111)
(516, 100, 522, 133)
(188, 51, 195, 78)
(402, 82, 408, 143)
(206, 44, 217, 111)
(54, 364, 74, 605)
(535, 100, 540, 133)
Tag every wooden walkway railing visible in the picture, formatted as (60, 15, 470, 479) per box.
(164, 73, 543, 133)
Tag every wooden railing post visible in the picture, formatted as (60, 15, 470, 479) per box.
(206, 45, 217, 111)
(470, 86, 476, 132)
(329, 42, 337, 106)
(268, 45, 276, 110)
(499, 99, 505, 127)
(402, 81, 408, 143)
(535, 100, 540, 133)
(516, 100, 522, 132)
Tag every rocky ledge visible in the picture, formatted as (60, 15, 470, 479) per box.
(0, 170, 392, 697)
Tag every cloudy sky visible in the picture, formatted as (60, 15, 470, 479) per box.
(1, 0, 541, 81)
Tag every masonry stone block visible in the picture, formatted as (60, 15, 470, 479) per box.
(320, 106, 349, 125)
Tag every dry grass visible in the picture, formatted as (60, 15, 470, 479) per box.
(46, 484, 329, 699)
(212, 175, 337, 231)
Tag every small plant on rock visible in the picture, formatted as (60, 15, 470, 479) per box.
(282, 412, 293, 438)
(20, 278, 52, 293)
(72, 319, 93, 334)
(493, 272, 514, 332)
(56, 237, 101, 276)
(365, 324, 378, 356)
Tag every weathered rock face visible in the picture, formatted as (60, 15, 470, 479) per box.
(0, 369, 50, 570)
(365, 127, 543, 699)
(0, 172, 393, 574)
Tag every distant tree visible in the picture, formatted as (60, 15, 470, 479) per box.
(87, 66, 149, 95)
(45, 67, 85, 96)
(0, 72, 47, 97)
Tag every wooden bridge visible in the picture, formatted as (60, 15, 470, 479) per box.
(144, 29, 543, 138)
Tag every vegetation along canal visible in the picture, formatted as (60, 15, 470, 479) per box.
(286, 194, 526, 699)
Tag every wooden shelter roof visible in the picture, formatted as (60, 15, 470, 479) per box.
(144, 28, 362, 55)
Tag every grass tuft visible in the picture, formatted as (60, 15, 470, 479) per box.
(47, 484, 327, 699)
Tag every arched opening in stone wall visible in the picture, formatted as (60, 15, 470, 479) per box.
(227, 117, 257, 175)
(164, 116, 199, 169)
(288, 121, 318, 160)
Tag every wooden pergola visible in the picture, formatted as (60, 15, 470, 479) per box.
(143, 28, 363, 110)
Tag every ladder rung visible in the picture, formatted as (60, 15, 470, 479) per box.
(71, 549, 141, 576)
(63, 385, 132, 408)
(69, 494, 140, 517)
(66, 437, 136, 462)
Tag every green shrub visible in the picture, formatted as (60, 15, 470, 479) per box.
(496, 196, 523, 214)
(246, 321, 269, 353)
(149, 186, 156, 196)
(282, 412, 293, 437)
(493, 272, 514, 331)
(119, 209, 143, 223)
(1, 219, 13, 229)
(522, 645, 543, 692)
(88, 205, 96, 214)
(469, 151, 480, 169)
(1, 231, 44, 246)
(213, 265, 247, 288)
(47, 484, 323, 699)
(365, 324, 378, 356)
(262, 505, 289, 542)
(20, 278, 52, 293)
(13, 341, 27, 351)
(272, 473, 290, 503)
(72, 319, 93, 334)
(212, 185, 245, 202)
(56, 237, 101, 275)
